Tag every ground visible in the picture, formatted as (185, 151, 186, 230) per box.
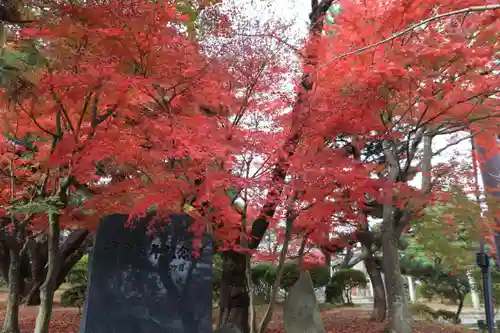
(213, 305, 475, 333)
(0, 291, 81, 332)
(0, 292, 475, 332)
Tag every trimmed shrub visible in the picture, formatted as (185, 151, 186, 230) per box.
(66, 255, 89, 285)
(279, 262, 300, 293)
(330, 268, 367, 304)
(271, 261, 330, 293)
(310, 265, 330, 289)
(325, 281, 343, 304)
(435, 309, 459, 324)
(251, 262, 274, 302)
(409, 303, 437, 321)
(418, 283, 435, 302)
(60, 284, 87, 311)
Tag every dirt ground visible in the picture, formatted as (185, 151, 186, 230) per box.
(0, 292, 475, 333)
(213, 305, 475, 333)
(0, 291, 81, 333)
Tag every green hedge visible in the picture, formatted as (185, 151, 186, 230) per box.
(328, 268, 367, 304)
(60, 284, 87, 308)
(66, 255, 89, 285)
(409, 303, 458, 324)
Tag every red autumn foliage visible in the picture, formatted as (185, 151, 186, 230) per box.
(1, 0, 497, 259)
(1, 0, 244, 236)
(0, 0, 498, 332)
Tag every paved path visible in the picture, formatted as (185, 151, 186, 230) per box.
(351, 296, 489, 330)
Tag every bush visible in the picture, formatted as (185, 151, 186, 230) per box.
(310, 265, 330, 289)
(330, 268, 368, 304)
(473, 268, 500, 307)
(66, 255, 89, 285)
(325, 281, 343, 304)
(279, 262, 300, 293)
(251, 262, 274, 301)
(60, 284, 87, 311)
(435, 309, 459, 324)
(409, 303, 437, 321)
(274, 262, 330, 293)
(418, 283, 435, 302)
(212, 254, 223, 304)
(249, 261, 331, 302)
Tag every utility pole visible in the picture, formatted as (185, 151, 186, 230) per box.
(476, 241, 495, 333)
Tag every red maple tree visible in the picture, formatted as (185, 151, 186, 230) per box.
(1, 0, 499, 333)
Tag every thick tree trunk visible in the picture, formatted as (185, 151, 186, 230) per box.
(381, 205, 411, 333)
(218, 251, 249, 333)
(24, 239, 47, 306)
(34, 215, 60, 333)
(245, 257, 257, 333)
(55, 232, 91, 287)
(364, 254, 386, 322)
(2, 249, 21, 333)
(0, 240, 10, 284)
(257, 217, 293, 333)
(24, 229, 89, 306)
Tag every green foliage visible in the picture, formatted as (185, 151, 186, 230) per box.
(212, 253, 223, 302)
(410, 302, 460, 324)
(417, 283, 435, 302)
(249, 262, 274, 303)
(409, 187, 482, 271)
(421, 276, 470, 304)
(409, 303, 437, 321)
(249, 261, 330, 301)
(310, 265, 330, 289)
(276, 262, 330, 293)
(325, 281, 343, 304)
(402, 248, 469, 322)
(213, 253, 223, 284)
(400, 188, 482, 322)
(66, 255, 89, 285)
(435, 309, 460, 324)
(472, 268, 500, 307)
(60, 284, 87, 308)
(330, 268, 367, 304)
(278, 262, 299, 292)
(331, 268, 368, 290)
(10, 198, 61, 215)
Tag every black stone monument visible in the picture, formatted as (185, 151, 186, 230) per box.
(79, 213, 212, 333)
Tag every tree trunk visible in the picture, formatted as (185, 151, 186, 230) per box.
(24, 229, 90, 306)
(218, 251, 249, 333)
(2, 249, 21, 333)
(455, 297, 464, 324)
(257, 217, 293, 333)
(34, 215, 60, 333)
(23, 240, 46, 306)
(381, 204, 411, 333)
(245, 257, 257, 333)
(0, 240, 10, 284)
(55, 232, 91, 287)
(364, 254, 386, 322)
(216, 2, 333, 331)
